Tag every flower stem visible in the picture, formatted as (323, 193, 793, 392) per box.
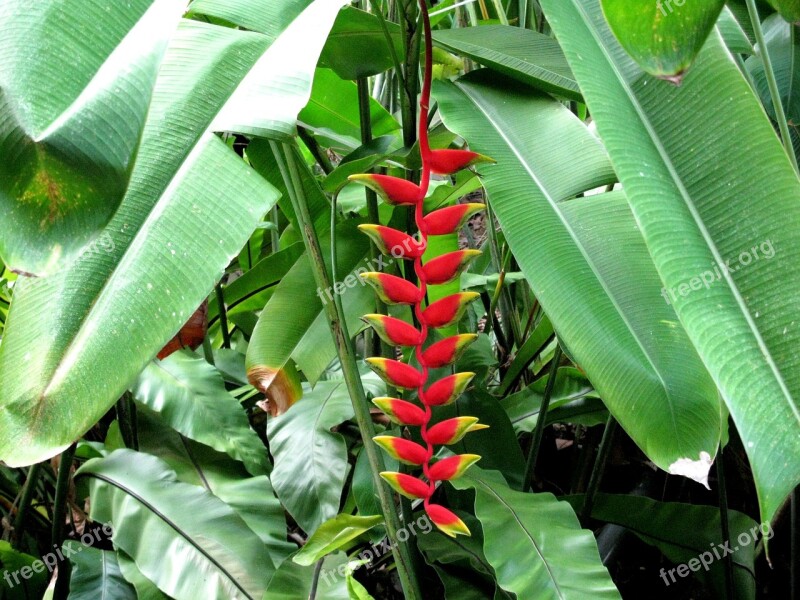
(274, 141, 422, 600)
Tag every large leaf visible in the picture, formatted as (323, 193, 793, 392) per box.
(600, 0, 726, 81)
(0, 0, 183, 276)
(131, 350, 269, 476)
(66, 545, 137, 600)
(266, 380, 381, 535)
(246, 221, 372, 393)
(77, 450, 274, 600)
(434, 73, 723, 484)
(542, 0, 800, 525)
(451, 468, 620, 599)
(0, 0, 347, 467)
(432, 25, 581, 100)
(263, 552, 349, 599)
(135, 404, 294, 562)
(564, 493, 758, 599)
(116, 552, 169, 600)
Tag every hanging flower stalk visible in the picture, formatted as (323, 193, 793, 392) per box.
(349, 0, 492, 537)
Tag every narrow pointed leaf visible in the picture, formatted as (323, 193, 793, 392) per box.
(293, 515, 382, 566)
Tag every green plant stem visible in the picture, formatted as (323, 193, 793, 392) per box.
(745, 0, 800, 175)
(522, 343, 562, 492)
(368, 0, 406, 91)
(51, 444, 76, 599)
(202, 335, 215, 365)
(215, 283, 231, 349)
(791, 487, 797, 600)
(309, 559, 324, 600)
(716, 448, 734, 600)
(357, 71, 392, 359)
(298, 127, 334, 175)
(11, 463, 43, 545)
(274, 141, 421, 600)
(116, 391, 138, 451)
(580, 414, 618, 521)
(270, 205, 281, 253)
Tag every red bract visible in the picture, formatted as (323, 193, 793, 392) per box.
(366, 358, 425, 390)
(358, 224, 425, 260)
(372, 397, 427, 426)
(362, 314, 423, 347)
(422, 292, 480, 329)
(360, 273, 424, 305)
(422, 250, 481, 285)
(421, 334, 478, 368)
(427, 149, 494, 175)
(353, 0, 494, 538)
(423, 203, 485, 236)
(349, 174, 423, 205)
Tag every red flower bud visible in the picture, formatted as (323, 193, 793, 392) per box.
(427, 149, 494, 175)
(424, 372, 475, 406)
(366, 358, 425, 390)
(426, 417, 488, 445)
(372, 397, 427, 426)
(358, 224, 426, 259)
(421, 334, 478, 368)
(360, 273, 424, 305)
(349, 174, 423, 205)
(422, 250, 481, 285)
(373, 435, 429, 465)
(362, 314, 423, 347)
(427, 454, 480, 481)
(426, 504, 470, 537)
(380, 472, 432, 500)
(423, 203, 485, 236)
(422, 292, 480, 329)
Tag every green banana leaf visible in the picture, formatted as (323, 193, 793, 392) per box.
(0, 0, 347, 467)
(0, 0, 182, 276)
(66, 544, 136, 600)
(432, 25, 581, 100)
(434, 74, 723, 485)
(266, 379, 382, 535)
(131, 350, 269, 476)
(451, 468, 620, 599)
(116, 552, 169, 600)
(77, 450, 274, 600)
(542, 0, 800, 526)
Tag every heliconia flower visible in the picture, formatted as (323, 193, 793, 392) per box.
(380, 471, 432, 500)
(358, 224, 425, 260)
(372, 397, 427, 426)
(427, 454, 481, 481)
(427, 149, 494, 175)
(362, 314, 423, 347)
(422, 250, 481, 285)
(426, 503, 470, 537)
(424, 372, 475, 406)
(373, 435, 429, 465)
(366, 357, 426, 390)
(422, 292, 480, 329)
(426, 417, 488, 445)
(349, 174, 423, 206)
(423, 203, 485, 236)
(421, 334, 478, 368)
(360, 272, 424, 305)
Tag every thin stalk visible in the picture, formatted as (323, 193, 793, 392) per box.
(792, 487, 797, 600)
(309, 559, 324, 600)
(116, 391, 138, 451)
(11, 463, 43, 545)
(368, 0, 406, 91)
(357, 69, 391, 359)
(274, 141, 421, 600)
(51, 444, 77, 599)
(202, 335, 215, 365)
(522, 343, 562, 492)
(490, 0, 508, 24)
(215, 283, 231, 349)
(580, 415, 618, 520)
(716, 448, 735, 600)
(745, 0, 800, 174)
(270, 205, 281, 252)
(297, 127, 334, 175)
